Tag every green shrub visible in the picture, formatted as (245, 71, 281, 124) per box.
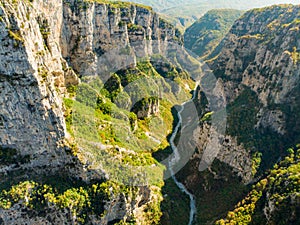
(215, 146, 300, 225)
(127, 23, 143, 32)
(8, 29, 24, 43)
(76, 83, 98, 108)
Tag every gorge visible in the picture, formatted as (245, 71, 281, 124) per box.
(0, 0, 300, 225)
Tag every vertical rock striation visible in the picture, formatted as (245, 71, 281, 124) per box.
(177, 5, 300, 224)
(0, 0, 68, 172)
(0, 0, 181, 224)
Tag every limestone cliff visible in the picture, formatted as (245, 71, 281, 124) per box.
(215, 146, 300, 225)
(61, 0, 181, 77)
(210, 4, 300, 176)
(0, 0, 70, 176)
(0, 0, 182, 224)
(176, 4, 300, 224)
(190, 4, 300, 183)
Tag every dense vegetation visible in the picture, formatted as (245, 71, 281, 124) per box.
(83, 0, 153, 11)
(216, 145, 300, 225)
(184, 9, 243, 59)
(160, 178, 191, 225)
(62, 57, 195, 222)
(175, 158, 250, 224)
(0, 179, 140, 224)
(0, 56, 194, 224)
(64, 58, 193, 157)
(169, 4, 300, 225)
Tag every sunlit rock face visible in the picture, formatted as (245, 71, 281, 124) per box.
(0, 0, 181, 224)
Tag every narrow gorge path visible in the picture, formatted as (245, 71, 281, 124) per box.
(169, 87, 199, 225)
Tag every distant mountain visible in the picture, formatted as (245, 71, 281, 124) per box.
(184, 9, 244, 58)
(120, 0, 300, 29)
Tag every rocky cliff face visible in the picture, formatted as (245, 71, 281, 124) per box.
(215, 146, 300, 225)
(210, 4, 300, 173)
(176, 4, 300, 224)
(61, 0, 181, 77)
(189, 4, 300, 183)
(0, 0, 69, 176)
(0, 0, 182, 224)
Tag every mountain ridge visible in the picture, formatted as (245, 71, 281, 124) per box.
(120, 0, 300, 29)
(0, 0, 189, 223)
(175, 4, 300, 224)
(184, 9, 244, 59)
(0, 1, 299, 225)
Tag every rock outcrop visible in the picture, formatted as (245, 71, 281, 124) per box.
(0, 0, 68, 175)
(132, 97, 159, 119)
(210, 4, 300, 175)
(195, 4, 300, 183)
(176, 4, 300, 224)
(61, 0, 182, 77)
(0, 0, 181, 224)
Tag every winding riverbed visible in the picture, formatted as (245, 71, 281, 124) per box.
(169, 88, 198, 225)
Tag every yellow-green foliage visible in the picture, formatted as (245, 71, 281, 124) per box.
(38, 67, 48, 80)
(8, 29, 24, 43)
(215, 180, 266, 225)
(291, 46, 300, 64)
(61, 55, 194, 188)
(240, 34, 263, 40)
(215, 146, 300, 225)
(60, 54, 193, 222)
(251, 152, 262, 176)
(200, 111, 214, 122)
(127, 23, 143, 32)
(267, 19, 280, 30)
(83, 0, 152, 11)
(57, 187, 90, 215)
(0, 180, 138, 222)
